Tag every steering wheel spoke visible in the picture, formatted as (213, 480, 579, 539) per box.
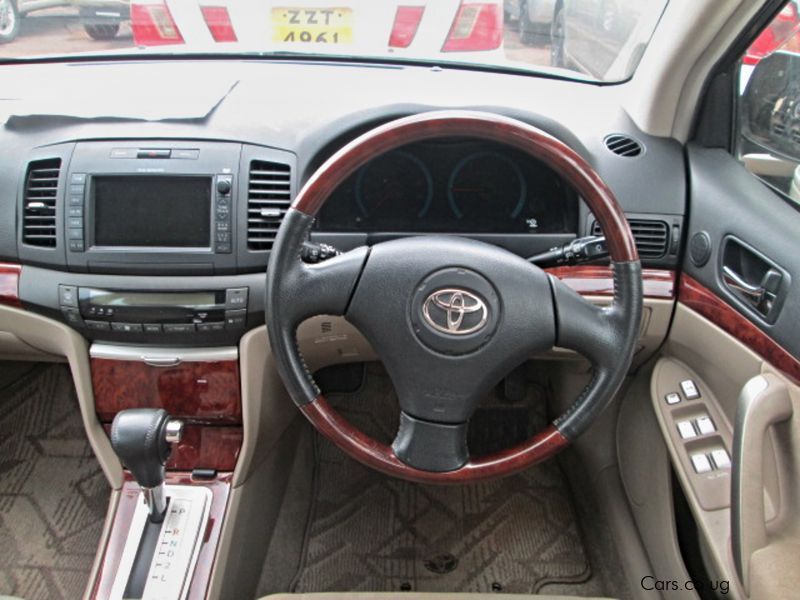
(550, 275, 620, 368)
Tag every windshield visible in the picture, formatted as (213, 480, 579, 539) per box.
(0, 0, 669, 82)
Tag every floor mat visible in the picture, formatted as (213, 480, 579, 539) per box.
(292, 364, 592, 594)
(0, 364, 109, 600)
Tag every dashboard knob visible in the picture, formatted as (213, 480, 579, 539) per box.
(216, 178, 232, 195)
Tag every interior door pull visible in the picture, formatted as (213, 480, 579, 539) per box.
(731, 373, 793, 593)
(722, 265, 782, 318)
(722, 266, 766, 302)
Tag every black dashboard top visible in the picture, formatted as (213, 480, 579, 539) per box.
(0, 60, 686, 274)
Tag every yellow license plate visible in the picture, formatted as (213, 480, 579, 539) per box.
(272, 7, 352, 44)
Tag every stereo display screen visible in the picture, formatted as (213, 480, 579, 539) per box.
(93, 176, 211, 247)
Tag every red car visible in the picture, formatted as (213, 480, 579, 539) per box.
(745, 0, 800, 64)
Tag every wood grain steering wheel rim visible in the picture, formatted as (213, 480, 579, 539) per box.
(266, 111, 642, 484)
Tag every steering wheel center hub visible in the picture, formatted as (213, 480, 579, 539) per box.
(410, 267, 500, 355)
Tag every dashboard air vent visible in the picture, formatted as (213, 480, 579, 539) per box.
(23, 158, 62, 247)
(592, 218, 669, 259)
(604, 134, 643, 157)
(247, 159, 292, 251)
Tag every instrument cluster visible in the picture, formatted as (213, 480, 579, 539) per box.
(315, 139, 579, 234)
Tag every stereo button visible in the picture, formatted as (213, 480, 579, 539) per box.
(164, 324, 195, 333)
(111, 322, 143, 333)
(68, 217, 83, 229)
(143, 324, 163, 334)
(70, 173, 87, 184)
(225, 309, 246, 328)
(197, 322, 225, 332)
(58, 284, 78, 307)
(137, 149, 171, 159)
(85, 320, 111, 331)
(62, 308, 83, 327)
(225, 288, 248, 309)
(69, 240, 85, 252)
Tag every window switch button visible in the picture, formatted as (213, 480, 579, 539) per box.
(696, 416, 716, 435)
(680, 379, 701, 400)
(677, 420, 697, 439)
(665, 392, 681, 405)
(691, 453, 713, 474)
(711, 449, 731, 469)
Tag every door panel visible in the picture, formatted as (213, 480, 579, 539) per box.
(654, 144, 800, 598)
(683, 145, 799, 364)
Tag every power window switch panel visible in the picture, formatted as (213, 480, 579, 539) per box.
(695, 416, 716, 435)
(680, 379, 701, 400)
(691, 453, 714, 474)
(677, 420, 697, 439)
(665, 392, 681, 405)
(711, 449, 731, 469)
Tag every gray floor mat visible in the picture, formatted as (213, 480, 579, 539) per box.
(292, 364, 592, 594)
(0, 364, 109, 600)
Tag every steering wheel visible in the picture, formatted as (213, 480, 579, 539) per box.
(266, 111, 642, 484)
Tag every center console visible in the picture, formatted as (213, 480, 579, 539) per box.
(88, 343, 242, 599)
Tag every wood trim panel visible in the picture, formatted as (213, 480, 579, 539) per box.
(547, 265, 675, 299)
(300, 395, 568, 484)
(89, 472, 231, 600)
(0, 263, 22, 308)
(292, 111, 639, 261)
(92, 358, 241, 424)
(101, 424, 242, 472)
(679, 274, 800, 384)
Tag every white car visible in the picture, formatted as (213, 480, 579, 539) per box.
(130, 0, 504, 60)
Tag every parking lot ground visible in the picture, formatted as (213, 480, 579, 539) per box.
(1, 8, 133, 58)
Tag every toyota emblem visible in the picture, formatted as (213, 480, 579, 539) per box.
(422, 288, 489, 335)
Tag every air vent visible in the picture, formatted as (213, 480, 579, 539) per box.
(247, 160, 292, 251)
(604, 134, 643, 157)
(592, 218, 669, 259)
(23, 158, 61, 247)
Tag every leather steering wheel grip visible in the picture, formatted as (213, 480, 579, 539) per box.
(266, 110, 642, 482)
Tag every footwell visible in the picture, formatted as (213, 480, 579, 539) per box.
(291, 363, 591, 594)
(0, 365, 109, 600)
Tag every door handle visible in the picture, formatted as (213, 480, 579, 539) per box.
(722, 265, 766, 303)
(731, 374, 793, 593)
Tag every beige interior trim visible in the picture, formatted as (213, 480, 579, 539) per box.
(83, 489, 121, 600)
(731, 373, 793, 593)
(624, 0, 763, 140)
(0, 330, 64, 362)
(0, 304, 123, 488)
(661, 303, 800, 599)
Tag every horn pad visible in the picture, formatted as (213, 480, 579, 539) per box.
(410, 267, 501, 355)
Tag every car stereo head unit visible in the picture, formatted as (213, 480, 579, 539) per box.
(64, 141, 240, 274)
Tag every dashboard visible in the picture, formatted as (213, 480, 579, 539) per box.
(0, 59, 687, 348)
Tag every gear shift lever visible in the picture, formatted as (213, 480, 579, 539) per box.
(110, 408, 184, 523)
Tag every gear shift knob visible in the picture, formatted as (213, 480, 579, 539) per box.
(110, 408, 183, 523)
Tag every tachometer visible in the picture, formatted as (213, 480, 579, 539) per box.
(355, 150, 433, 221)
(448, 152, 526, 220)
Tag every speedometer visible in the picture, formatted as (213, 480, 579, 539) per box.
(355, 150, 433, 221)
(447, 152, 526, 220)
